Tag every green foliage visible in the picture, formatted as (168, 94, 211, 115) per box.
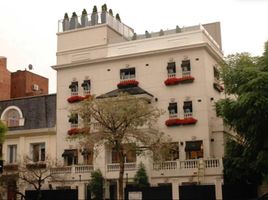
(92, 5, 98, 13)
(64, 13, 69, 20)
(101, 4, 107, 12)
(134, 163, 150, 187)
(108, 9, 113, 16)
(0, 121, 7, 144)
(89, 169, 103, 200)
(82, 9, 87, 16)
(72, 12, 77, 18)
(115, 13, 121, 22)
(216, 41, 268, 184)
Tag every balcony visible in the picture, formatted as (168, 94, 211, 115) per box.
(3, 164, 19, 172)
(107, 163, 136, 172)
(50, 164, 93, 174)
(152, 158, 223, 178)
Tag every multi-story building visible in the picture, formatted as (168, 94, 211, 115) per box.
(0, 59, 55, 199)
(52, 10, 225, 199)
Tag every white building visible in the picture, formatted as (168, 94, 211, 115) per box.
(52, 10, 225, 200)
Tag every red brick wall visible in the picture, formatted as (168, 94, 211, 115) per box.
(11, 70, 48, 98)
(0, 57, 11, 100)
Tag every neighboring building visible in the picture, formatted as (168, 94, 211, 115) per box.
(0, 57, 11, 101)
(0, 56, 48, 100)
(10, 70, 48, 99)
(52, 10, 225, 199)
(0, 94, 56, 199)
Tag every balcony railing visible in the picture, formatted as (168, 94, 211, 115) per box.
(120, 74, 136, 81)
(182, 70, 191, 77)
(153, 158, 222, 171)
(107, 162, 136, 172)
(50, 165, 93, 174)
(184, 111, 193, 118)
(167, 72, 176, 78)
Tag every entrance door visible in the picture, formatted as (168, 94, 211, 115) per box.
(109, 182, 117, 200)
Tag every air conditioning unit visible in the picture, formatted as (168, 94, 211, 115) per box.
(32, 84, 39, 91)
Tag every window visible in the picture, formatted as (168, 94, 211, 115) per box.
(8, 145, 17, 164)
(165, 142, 179, 161)
(5, 109, 20, 127)
(181, 60, 191, 76)
(81, 149, 93, 165)
(183, 101, 192, 118)
(1, 106, 24, 127)
(168, 102, 178, 118)
(81, 80, 91, 96)
(69, 113, 78, 128)
(167, 62, 176, 77)
(31, 143, 45, 162)
(62, 149, 78, 166)
(69, 81, 78, 96)
(185, 140, 203, 159)
(111, 145, 136, 163)
(120, 68, 135, 80)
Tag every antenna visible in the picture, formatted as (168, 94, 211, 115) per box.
(28, 64, 33, 70)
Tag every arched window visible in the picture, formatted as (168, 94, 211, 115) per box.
(1, 106, 24, 127)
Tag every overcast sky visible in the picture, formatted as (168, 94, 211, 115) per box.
(0, 0, 267, 93)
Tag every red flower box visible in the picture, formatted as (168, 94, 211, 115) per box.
(67, 95, 91, 103)
(117, 80, 139, 89)
(165, 117, 197, 126)
(67, 128, 87, 136)
(164, 76, 195, 86)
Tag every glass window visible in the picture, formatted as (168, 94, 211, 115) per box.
(5, 109, 20, 127)
(168, 102, 178, 115)
(185, 141, 203, 159)
(120, 68, 135, 80)
(165, 142, 179, 161)
(111, 146, 136, 163)
(31, 143, 45, 162)
(167, 62, 176, 74)
(69, 113, 78, 128)
(62, 149, 78, 166)
(181, 60, 191, 71)
(69, 81, 78, 96)
(8, 145, 17, 164)
(213, 66, 220, 80)
(81, 80, 91, 95)
(82, 149, 93, 165)
(183, 101, 192, 113)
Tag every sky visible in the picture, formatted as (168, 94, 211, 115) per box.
(0, 0, 267, 93)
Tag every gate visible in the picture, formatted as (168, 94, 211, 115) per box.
(25, 189, 78, 200)
(222, 184, 257, 200)
(179, 184, 216, 200)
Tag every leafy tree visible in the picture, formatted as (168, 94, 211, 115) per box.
(72, 93, 170, 200)
(0, 120, 7, 144)
(88, 169, 104, 200)
(134, 162, 150, 188)
(216, 41, 268, 184)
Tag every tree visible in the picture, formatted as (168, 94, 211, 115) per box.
(88, 169, 104, 200)
(16, 157, 61, 200)
(134, 162, 150, 188)
(72, 93, 171, 200)
(216, 41, 268, 184)
(0, 120, 7, 144)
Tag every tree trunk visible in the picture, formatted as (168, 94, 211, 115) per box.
(118, 149, 125, 200)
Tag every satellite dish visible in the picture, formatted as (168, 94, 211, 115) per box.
(28, 64, 33, 70)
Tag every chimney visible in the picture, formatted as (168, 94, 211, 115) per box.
(0, 56, 7, 69)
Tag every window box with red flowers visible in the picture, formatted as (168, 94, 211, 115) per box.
(164, 76, 195, 86)
(165, 117, 197, 126)
(67, 95, 91, 103)
(4, 164, 19, 171)
(117, 80, 139, 89)
(67, 128, 87, 136)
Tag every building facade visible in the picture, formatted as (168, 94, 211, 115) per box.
(0, 57, 11, 101)
(53, 11, 225, 199)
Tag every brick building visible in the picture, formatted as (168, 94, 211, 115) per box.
(0, 57, 11, 101)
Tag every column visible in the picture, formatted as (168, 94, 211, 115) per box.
(172, 179, 179, 200)
(215, 177, 223, 200)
